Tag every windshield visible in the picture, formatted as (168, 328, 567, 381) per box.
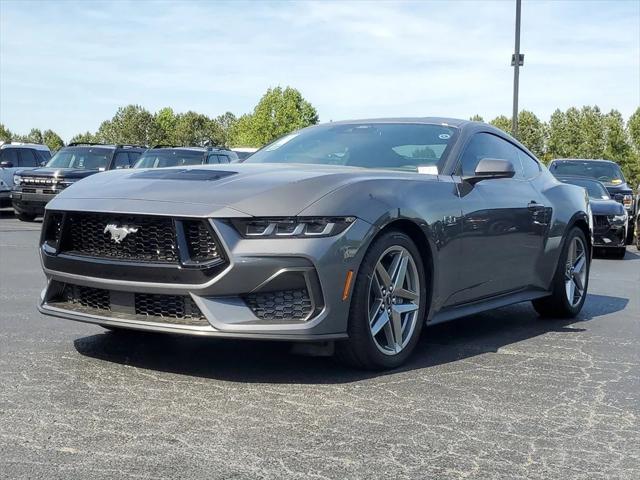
(559, 177, 610, 200)
(245, 123, 457, 172)
(135, 150, 204, 168)
(550, 161, 625, 185)
(46, 147, 112, 170)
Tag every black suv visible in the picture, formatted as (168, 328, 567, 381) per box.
(133, 145, 239, 169)
(548, 158, 636, 243)
(11, 143, 145, 221)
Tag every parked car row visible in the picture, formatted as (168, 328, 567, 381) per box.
(0, 141, 254, 221)
(548, 158, 638, 254)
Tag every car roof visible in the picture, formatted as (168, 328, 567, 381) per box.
(322, 117, 468, 127)
(0, 142, 51, 151)
(555, 175, 607, 184)
(550, 158, 618, 165)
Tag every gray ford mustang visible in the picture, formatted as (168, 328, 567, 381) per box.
(38, 118, 592, 369)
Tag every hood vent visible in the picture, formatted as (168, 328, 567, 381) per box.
(130, 169, 237, 181)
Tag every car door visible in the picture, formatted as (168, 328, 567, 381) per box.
(449, 132, 547, 305)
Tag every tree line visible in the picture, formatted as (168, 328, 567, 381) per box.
(472, 106, 640, 187)
(1, 87, 638, 186)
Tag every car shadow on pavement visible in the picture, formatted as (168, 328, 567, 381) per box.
(73, 293, 629, 384)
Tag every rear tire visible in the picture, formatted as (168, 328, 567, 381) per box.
(335, 230, 427, 370)
(626, 222, 635, 245)
(532, 227, 589, 318)
(16, 212, 37, 222)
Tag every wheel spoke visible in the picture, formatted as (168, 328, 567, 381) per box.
(369, 298, 383, 322)
(392, 254, 409, 291)
(390, 308, 403, 352)
(395, 287, 418, 301)
(574, 255, 586, 275)
(393, 303, 419, 314)
(375, 262, 392, 289)
(370, 310, 390, 336)
(572, 270, 584, 291)
(566, 280, 576, 303)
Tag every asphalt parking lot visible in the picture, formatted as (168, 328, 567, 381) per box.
(0, 209, 638, 480)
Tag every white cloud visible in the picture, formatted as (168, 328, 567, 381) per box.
(0, 0, 638, 140)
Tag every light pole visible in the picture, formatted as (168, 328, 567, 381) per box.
(511, 0, 523, 137)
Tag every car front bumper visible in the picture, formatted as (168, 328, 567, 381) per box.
(39, 217, 374, 341)
(11, 190, 57, 215)
(0, 190, 10, 208)
(593, 222, 626, 248)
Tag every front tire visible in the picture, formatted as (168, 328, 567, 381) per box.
(532, 227, 589, 318)
(335, 230, 427, 370)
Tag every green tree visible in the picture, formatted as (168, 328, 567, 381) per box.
(628, 107, 640, 152)
(577, 106, 605, 158)
(490, 115, 511, 133)
(469, 114, 484, 122)
(0, 123, 12, 143)
(96, 105, 159, 145)
(232, 86, 318, 147)
(547, 109, 569, 160)
(69, 131, 99, 144)
(42, 129, 64, 152)
(517, 110, 545, 158)
(153, 107, 178, 145)
(215, 112, 237, 147)
(172, 111, 224, 147)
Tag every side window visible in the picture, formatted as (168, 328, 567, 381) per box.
(128, 152, 141, 165)
(113, 152, 131, 169)
(218, 155, 230, 164)
(458, 133, 522, 177)
(1, 149, 19, 166)
(36, 150, 51, 164)
(18, 149, 38, 167)
(207, 154, 221, 164)
(517, 150, 541, 180)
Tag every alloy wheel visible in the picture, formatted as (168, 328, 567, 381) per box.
(565, 236, 587, 307)
(368, 245, 421, 355)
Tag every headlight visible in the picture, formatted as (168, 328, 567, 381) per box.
(231, 217, 356, 238)
(13, 175, 21, 185)
(609, 214, 627, 224)
(622, 194, 633, 210)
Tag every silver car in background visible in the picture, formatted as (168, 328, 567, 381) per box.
(37, 118, 591, 369)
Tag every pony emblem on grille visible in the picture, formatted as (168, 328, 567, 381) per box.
(104, 224, 139, 243)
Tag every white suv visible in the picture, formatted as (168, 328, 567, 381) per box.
(0, 143, 52, 208)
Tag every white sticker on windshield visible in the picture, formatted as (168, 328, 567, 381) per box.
(265, 133, 299, 151)
(438, 133, 451, 139)
(418, 165, 438, 175)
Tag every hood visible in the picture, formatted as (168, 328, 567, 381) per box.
(20, 167, 100, 180)
(603, 181, 633, 196)
(590, 199, 626, 216)
(48, 163, 436, 217)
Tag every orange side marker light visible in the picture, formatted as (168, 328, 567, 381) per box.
(342, 270, 354, 301)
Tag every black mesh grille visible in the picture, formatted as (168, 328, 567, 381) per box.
(594, 215, 610, 231)
(244, 289, 313, 321)
(48, 283, 208, 326)
(61, 284, 111, 311)
(62, 212, 178, 263)
(135, 293, 206, 324)
(183, 220, 222, 263)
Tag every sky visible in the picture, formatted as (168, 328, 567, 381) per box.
(1, 0, 639, 141)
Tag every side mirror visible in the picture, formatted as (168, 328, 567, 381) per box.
(464, 158, 515, 185)
(40, 161, 47, 167)
(0, 160, 14, 168)
(614, 193, 624, 202)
